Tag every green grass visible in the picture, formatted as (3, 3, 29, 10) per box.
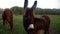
(50, 15, 60, 32)
(0, 15, 60, 34)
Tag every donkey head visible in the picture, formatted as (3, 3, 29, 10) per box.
(24, 0, 37, 16)
(24, 0, 37, 26)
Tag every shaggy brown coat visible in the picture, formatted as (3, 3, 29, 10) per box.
(2, 8, 13, 31)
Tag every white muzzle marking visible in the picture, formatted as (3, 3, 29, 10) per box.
(28, 24, 34, 30)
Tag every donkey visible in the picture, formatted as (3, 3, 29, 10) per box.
(23, 0, 50, 34)
(23, 0, 37, 34)
(2, 8, 13, 31)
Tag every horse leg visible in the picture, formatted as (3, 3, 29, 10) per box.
(3, 19, 5, 26)
(3, 19, 9, 29)
(3, 20, 7, 27)
(9, 19, 13, 32)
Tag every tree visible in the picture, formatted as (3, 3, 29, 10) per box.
(10, 6, 23, 15)
(0, 8, 3, 14)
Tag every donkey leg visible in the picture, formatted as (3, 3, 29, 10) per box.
(44, 28, 50, 34)
(44, 27, 48, 34)
(44, 30, 46, 34)
(47, 28, 50, 34)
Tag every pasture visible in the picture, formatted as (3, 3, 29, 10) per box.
(0, 15, 60, 34)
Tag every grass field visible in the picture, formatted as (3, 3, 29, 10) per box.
(0, 15, 60, 34)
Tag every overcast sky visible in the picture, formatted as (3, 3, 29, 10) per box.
(0, 0, 60, 9)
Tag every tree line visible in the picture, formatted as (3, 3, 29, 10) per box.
(0, 6, 60, 15)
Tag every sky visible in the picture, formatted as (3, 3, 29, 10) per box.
(0, 0, 60, 9)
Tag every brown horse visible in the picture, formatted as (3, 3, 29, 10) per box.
(2, 8, 13, 31)
(23, 0, 50, 34)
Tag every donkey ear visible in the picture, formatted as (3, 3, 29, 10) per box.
(31, 0, 37, 10)
(24, 0, 28, 9)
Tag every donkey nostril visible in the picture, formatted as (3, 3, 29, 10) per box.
(28, 24, 34, 30)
